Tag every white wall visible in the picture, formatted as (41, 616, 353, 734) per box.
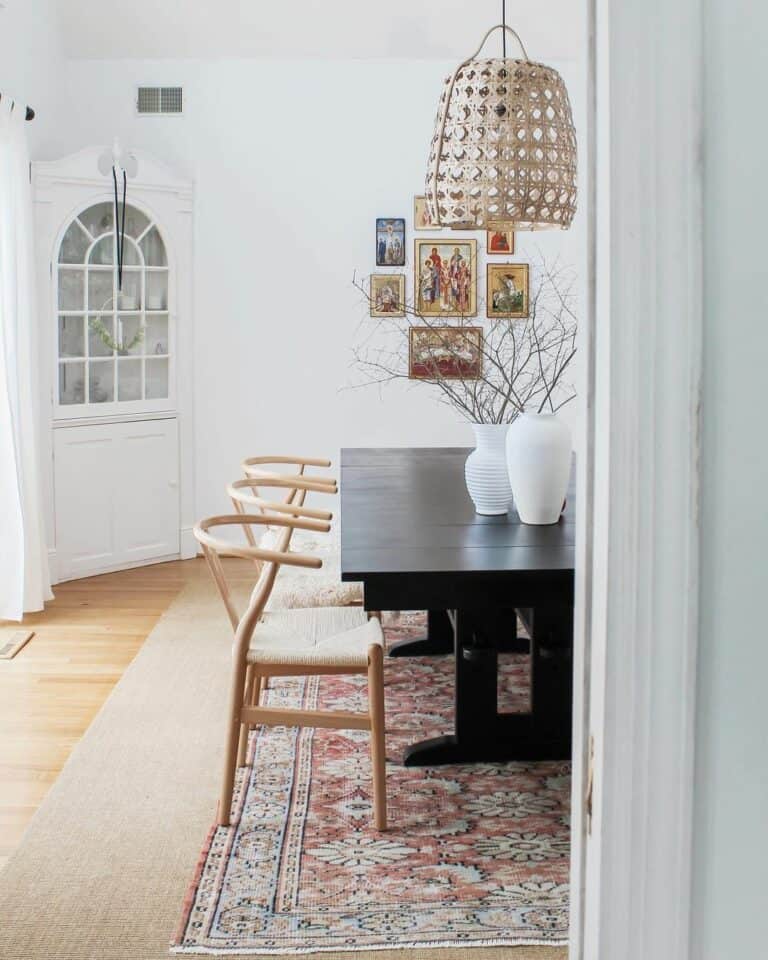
(691, 0, 768, 956)
(0, 0, 62, 155)
(46, 57, 585, 518)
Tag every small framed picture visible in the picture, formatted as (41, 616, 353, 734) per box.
(486, 263, 530, 319)
(414, 239, 478, 317)
(414, 196, 439, 231)
(409, 326, 483, 380)
(370, 275, 405, 317)
(376, 218, 406, 266)
(486, 226, 516, 255)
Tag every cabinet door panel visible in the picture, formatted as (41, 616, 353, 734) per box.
(54, 427, 116, 578)
(54, 419, 179, 580)
(113, 420, 179, 562)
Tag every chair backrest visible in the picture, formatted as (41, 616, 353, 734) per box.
(235, 456, 337, 550)
(193, 513, 328, 658)
(241, 456, 337, 503)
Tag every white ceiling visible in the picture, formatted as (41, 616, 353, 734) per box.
(56, 0, 583, 61)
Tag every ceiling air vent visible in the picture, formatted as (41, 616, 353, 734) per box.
(136, 87, 183, 116)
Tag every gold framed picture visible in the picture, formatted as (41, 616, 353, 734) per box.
(414, 239, 477, 317)
(486, 226, 516, 255)
(370, 274, 405, 317)
(486, 263, 530, 319)
(414, 196, 439, 231)
(409, 326, 483, 380)
(376, 218, 405, 266)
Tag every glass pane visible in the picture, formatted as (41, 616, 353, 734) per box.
(146, 272, 168, 311)
(78, 202, 113, 238)
(117, 358, 142, 401)
(145, 358, 169, 399)
(88, 360, 114, 403)
(117, 271, 142, 311)
(59, 362, 85, 404)
(88, 269, 114, 312)
(88, 236, 114, 265)
(58, 269, 84, 311)
(140, 226, 167, 266)
(59, 220, 90, 264)
(117, 315, 144, 356)
(122, 238, 141, 266)
(88, 314, 115, 357)
(124, 206, 150, 239)
(145, 315, 169, 355)
(59, 316, 85, 358)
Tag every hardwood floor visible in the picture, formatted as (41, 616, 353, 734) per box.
(0, 557, 238, 872)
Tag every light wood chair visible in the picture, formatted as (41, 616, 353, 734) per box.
(241, 455, 338, 498)
(231, 455, 363, 609)
(194, 513, 387, 831)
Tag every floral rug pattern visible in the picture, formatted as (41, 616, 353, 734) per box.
(172, 613, 570, 954)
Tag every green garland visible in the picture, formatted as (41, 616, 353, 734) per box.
(88, 316, 144, 353)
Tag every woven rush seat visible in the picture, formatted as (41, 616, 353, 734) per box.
(262, 528, 362, 610)
(229, 475, 362, 610)
(247, 606, 382, 667)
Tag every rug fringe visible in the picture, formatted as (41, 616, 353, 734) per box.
(171, 820, 219, 946)
(170, 937, 569, 955)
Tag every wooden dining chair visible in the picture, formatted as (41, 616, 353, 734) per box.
(241, 455, 338, 498)
(194, 513, 387, 831)
(232, 456, 363, 608)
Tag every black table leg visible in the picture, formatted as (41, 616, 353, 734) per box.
(402, 602, 573, 766)
(387, 609, 453, 657)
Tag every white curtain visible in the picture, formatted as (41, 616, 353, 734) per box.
(0, 100, 52, 620)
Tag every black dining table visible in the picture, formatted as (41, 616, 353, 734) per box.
(340, 446, 575, 766)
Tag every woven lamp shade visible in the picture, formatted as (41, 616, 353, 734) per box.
(425, 25, 577, 231)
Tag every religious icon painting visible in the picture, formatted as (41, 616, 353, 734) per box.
(376, 218, 406, 266)
(370, 275, 406, 317)
(486, 263, 530, 319)
(414, 195, 439, 231)
(408, 326, 483, 380)
(414, 239, 477, 317)
(486, 225, 516, 255)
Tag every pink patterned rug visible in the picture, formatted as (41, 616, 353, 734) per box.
(172, 613, 570, 954)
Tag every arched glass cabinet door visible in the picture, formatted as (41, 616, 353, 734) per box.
(56, 201, 173, 417)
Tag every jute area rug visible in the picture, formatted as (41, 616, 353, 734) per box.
(0, 581, 568, 960)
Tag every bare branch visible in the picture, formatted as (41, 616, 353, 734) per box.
(347, 252, 578, 423)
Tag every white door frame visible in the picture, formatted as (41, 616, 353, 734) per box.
(573, 0, 704, 957)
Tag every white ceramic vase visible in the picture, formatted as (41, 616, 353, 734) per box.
(505, 413, 572, 525)
(464, 423, 513, 516)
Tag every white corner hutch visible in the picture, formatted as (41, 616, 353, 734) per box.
(33, 148, 195, 582)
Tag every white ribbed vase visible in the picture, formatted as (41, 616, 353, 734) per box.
(464, 423, 513, 516)
(506, 413, 572, 524)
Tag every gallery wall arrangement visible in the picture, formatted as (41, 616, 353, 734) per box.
(358, 199, 577, 519)
(365, 202, 539, 381)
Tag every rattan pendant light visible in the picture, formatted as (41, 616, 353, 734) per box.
(424, 19, 577, 231)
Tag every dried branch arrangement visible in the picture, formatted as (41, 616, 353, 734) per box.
(350, 253, 578, 425)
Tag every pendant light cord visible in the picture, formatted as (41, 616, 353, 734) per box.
(502, 0, 507, 56)
(112, 166, 127, 292)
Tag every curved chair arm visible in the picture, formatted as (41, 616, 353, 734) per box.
(194, 514, 326, 569)
(228, 480, 333, 522)
(240, 469, 338, 494)
(242, 455, 332, 469)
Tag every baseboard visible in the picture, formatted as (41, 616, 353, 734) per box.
(180, 526, 197, 560)
(55, 552, 182, 584)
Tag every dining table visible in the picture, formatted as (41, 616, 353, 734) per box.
(340, 446, 575, 766)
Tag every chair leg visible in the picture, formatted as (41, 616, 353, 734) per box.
(219, 656, 248, 828)
(367, 643, 387, 831)
(236, 665, 255, 768)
